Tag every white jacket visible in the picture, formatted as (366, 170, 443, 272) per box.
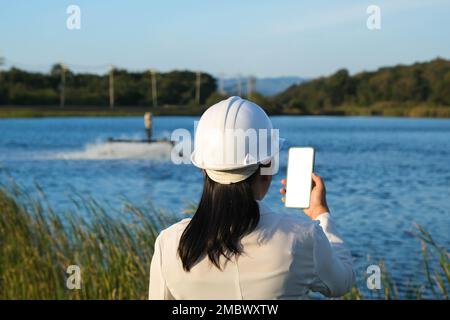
(149, 201, 355, 299)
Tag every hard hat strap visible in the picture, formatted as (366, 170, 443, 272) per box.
(205, 164, 260, 185)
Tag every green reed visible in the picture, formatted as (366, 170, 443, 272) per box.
(0, 184, 448, 299)
(0, 183, 175, 299)
(343, 224, 449, 300)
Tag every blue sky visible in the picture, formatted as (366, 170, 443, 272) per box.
(0, 0, 449, 78)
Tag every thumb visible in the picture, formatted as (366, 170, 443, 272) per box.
(311, 172, 324, 189)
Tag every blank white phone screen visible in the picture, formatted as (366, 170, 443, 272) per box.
(284, 147, 315, 208)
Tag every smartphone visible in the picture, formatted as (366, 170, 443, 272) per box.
(284, 147, 315, 208)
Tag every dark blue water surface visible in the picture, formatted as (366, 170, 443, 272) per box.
(1, 116, 449, 298)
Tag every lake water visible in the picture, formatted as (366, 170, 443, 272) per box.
(1, 116, 449, 298)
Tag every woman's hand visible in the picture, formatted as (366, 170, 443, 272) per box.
(280, 172, 330, 220)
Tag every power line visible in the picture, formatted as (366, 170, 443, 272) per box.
(1, 57, 111, 73)
(64, 62, 110, 70)
(2, 58, 54, 70)
(0, 56, 262, 106)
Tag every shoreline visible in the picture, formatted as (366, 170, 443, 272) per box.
(1, 105, 450, 119)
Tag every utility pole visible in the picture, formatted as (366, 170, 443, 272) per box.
(247, 76, 256, 100)
(0, 55, 3, 92)
(236, 74, 242, 96)
(60, 63, 66, 108)
(219, 73, 225, 95)
(150, 69, 158, 108)
(195, 71, 201, 106)
(109, 65, 114, 109)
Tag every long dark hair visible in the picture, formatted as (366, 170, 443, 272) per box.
(178, 168, 261, 271)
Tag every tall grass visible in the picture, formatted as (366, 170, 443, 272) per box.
(0, 184, 175, 299)
(343, 225, 449, 300)
(0, 184, 448, 299)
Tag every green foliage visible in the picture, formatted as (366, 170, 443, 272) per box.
(274, 58, 450, 114)
(2, 58, 450, 118)
(247, 92, 281, 115)
(0, 67, 217, 107)
(0, 184, 176, 299)
(204, 92, 280, 114)
(205, 91, 229, 107)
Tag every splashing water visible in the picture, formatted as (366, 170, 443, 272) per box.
(55, 140, 175, 160)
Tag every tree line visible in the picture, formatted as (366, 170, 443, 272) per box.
(0, 58, 449, 115)
(273, 58, 450, 114)
(0, 64, 216, 107)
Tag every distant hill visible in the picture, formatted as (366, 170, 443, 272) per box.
(219, 76, 306, 96)
(273, 58, 450, 116)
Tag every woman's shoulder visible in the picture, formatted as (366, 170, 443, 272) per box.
(156, 217, 192, 243)
(258, 202, 319, 240)
(260, 201, 314, 223)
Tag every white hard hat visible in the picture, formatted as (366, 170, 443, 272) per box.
(191, 96, 282, 176)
